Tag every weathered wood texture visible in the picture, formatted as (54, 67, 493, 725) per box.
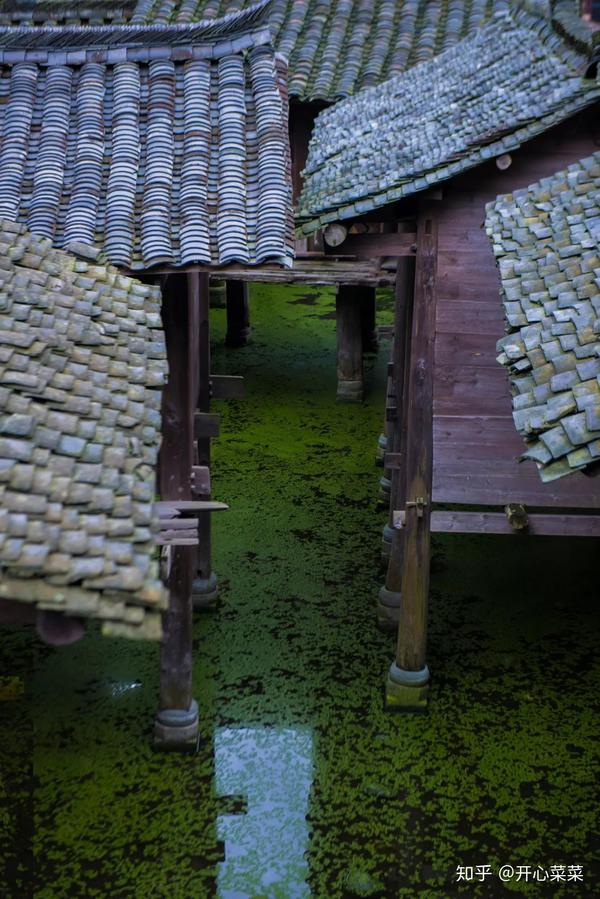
(395, 202, 438, 672)
(336, 284, 364, 402)
(144, 255, 395, 287)
(158, 274, 196, 713)
(359, 286, 378, 353)
(384, 256, 415, 592)
(393, 511, 600, 537)
(225, 280, 251, 347)
(433, 114, 600, 513)
(194, 273, 213, 586)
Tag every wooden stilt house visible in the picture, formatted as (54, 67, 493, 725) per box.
(0, 3, 294, 747)
(297, 4, 600, 710)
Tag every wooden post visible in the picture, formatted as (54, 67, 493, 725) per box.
(360, 286, 378, 354)
(378, 256, 415, 626)
(336, 284, 364, 402)
(155, 273, 199, 749)
(225, 280, 251, 347)
(192, 272, 218, 606)
(386, 201, 438, 712)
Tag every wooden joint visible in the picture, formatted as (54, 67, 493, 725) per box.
(406, 497, 428, 518)
(385, 405, 398, 422)
(387, 361, 394, 378)
(210, 374, 245, 400)
(193, 412, 220, 439)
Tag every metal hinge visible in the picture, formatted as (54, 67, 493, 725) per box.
(406, 497, 428, 518)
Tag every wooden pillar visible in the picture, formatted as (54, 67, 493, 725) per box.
(336, 284, 363, 402)
(225, 280, 251, 347)
(155, 273, 199, 749)
(386, 201, 438, 712)
(193, 272, 218, 606)
(360, 286, 378, 354)
(378, 256, 415, 626)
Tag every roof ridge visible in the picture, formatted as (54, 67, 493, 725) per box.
(0, 0, 272, 47)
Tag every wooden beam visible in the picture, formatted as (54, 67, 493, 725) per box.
(326, 232, 417, 258)
(336, 285, 364, 402)
(393, 510, 600, 537)
(225, 280, 251, 347)
(379, 255, 415, 630)
(395, 201, 439, 676)
(155, 273, 198, 748)
(136, 257, 395, 287)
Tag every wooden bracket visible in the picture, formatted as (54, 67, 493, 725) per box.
(210, 374, 245, 400)
(193, 412, 220, 439)
(406, 497, 427, 518)
(190, 465, 211, 497)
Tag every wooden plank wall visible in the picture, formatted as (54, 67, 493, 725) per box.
(433, 109, 600, 510)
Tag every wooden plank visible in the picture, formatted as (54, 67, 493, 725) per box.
(154, 500, 228, 514)
(140, 257, 394, 287)
(193, 412, 220, 439)
(393, 510, 600, 536)
(210, 374, 245, 400)
(158, 519, 198, 531)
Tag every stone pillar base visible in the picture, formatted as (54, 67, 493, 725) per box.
(337, 379, 363, 403)
(385, 663, 429, 713)
(376, 586, 401, 631)
(375, 433, 387, 466)
(192, 572, 219, 609)
(381, 522, 395, 560)
(154, 699, 199, 751)
(378, 475, 391, 505)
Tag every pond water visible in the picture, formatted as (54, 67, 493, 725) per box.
(1, 282, 598, 897)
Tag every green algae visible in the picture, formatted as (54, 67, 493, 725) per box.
(0, 281, 599, 897)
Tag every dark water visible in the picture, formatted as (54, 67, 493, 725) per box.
(1, 283, 599, 898)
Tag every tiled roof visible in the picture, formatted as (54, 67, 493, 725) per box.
(487, 153, 600, 483)
(296, 9, 600, 234)
(0, 5, 294, 270)
(0, 220, 167, 638)
(0, 0, 134, 27)
(128, 0, 513, 101)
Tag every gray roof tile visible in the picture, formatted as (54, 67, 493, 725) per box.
(486, 151, 600, 482)
(0, 220, 167, 637)
(0, 7, 294, 269)
(296, 9, 600, 233)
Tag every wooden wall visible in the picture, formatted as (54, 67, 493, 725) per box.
(432, 108, 600, 509)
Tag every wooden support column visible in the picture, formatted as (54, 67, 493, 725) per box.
(225, 280, 251, 347)
(385, 201, 438, 712)
(192, 272, 218, 607)
(360, 286, 378, 354)
(378, 256, 415, 626)
(155, 273, 199, 749)
(336, 284, 364, 402)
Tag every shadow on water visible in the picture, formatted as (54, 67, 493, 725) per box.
(1, 281, 598, 897)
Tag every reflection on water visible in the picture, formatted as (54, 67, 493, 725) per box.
(215, 727, 314, 898)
